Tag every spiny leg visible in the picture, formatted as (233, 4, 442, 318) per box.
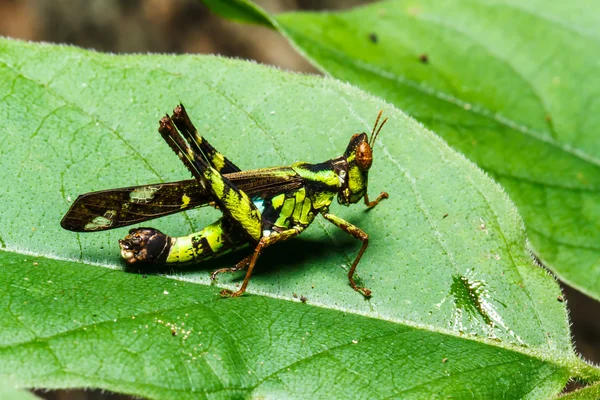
(199, 165, 263, 242)
(159, 114, 263, 242)
(158, 106, 241, 174)
(364, 191, 388, 208)
(158, 116, 201, 180)
(321, 211, 372, 297)
(221, 227, 305, 297)
(171, 104, 241, 174)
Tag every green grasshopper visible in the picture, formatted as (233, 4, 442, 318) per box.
(61, 105, 388, 297)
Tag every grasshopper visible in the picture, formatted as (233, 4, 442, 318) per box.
(61, 105, 388, 297)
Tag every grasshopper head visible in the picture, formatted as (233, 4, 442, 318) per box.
(338, 111, 387, 205)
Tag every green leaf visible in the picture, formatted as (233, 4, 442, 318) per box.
(200, 0, 274, 27)
(0, 383, 40, 400)
(558, 383, 600, 400)
(0, 253, 578, 399)
(203, 0, 600, 301)
(0, 38, 595, 398)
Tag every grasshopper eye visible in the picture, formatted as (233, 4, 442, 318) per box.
(356, 141, 373, 170)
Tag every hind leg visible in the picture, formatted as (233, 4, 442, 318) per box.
(159, 113, 263, 243)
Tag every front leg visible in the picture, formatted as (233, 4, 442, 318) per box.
(321, 211, 372, 297)
(364, 191, 388, 208)
(221, 227, 305, 297)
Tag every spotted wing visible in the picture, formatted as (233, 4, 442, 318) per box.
(61, 168, 304, 232)
(60, 179, 213, 232)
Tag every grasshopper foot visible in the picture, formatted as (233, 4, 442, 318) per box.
(350, 283, 372, 298)
(220, 289, 244, 297)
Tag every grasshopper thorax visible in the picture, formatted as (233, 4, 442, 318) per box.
(338, 111, 387, 206)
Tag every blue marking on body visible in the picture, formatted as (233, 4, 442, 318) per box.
(253, 198, 265, 213)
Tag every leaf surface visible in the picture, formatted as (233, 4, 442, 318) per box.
(204, 0, 600, 301)
(0, 38, 593, 398)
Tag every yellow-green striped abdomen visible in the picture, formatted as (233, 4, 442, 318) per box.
(165, 217, 245, 264)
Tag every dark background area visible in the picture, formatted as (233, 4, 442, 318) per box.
(1, 0, 598, 398)
(0, 0, 377, 72)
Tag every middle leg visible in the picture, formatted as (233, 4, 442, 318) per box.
(210, 254, 252, 281)
(220, 226, 305, 297)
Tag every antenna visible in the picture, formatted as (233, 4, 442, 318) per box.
(369, 110, 388, 148)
